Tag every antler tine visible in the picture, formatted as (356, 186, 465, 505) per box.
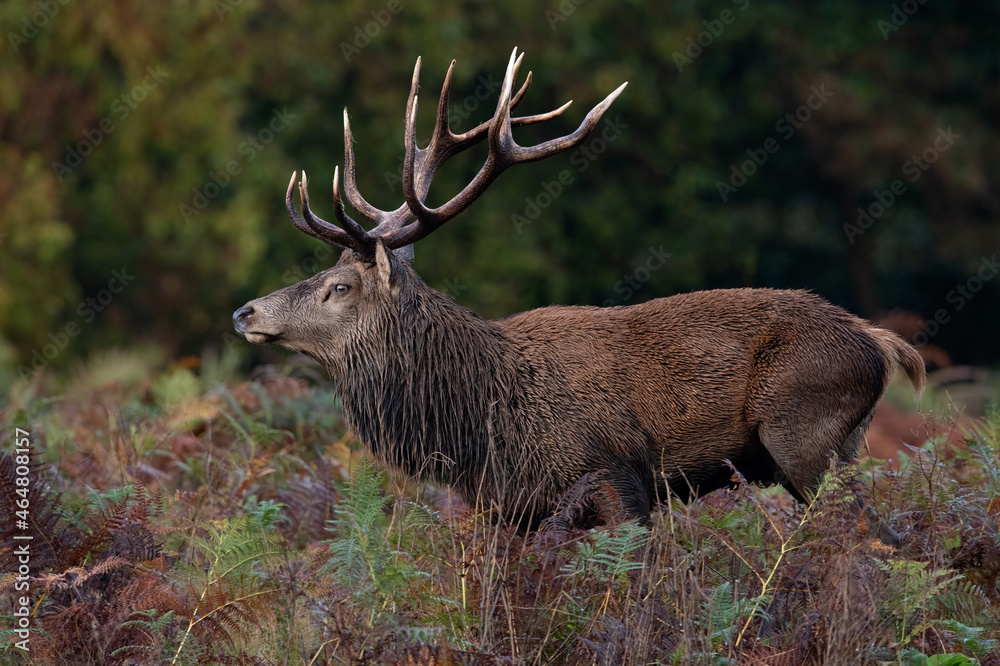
(364, 56, 431, 239)
(400, 87, 422, 227)
(368, 55, 454, 237)
(414, 57, 551, 183)
(342, 109, 389, 224)
(509, 72, 575, 127)
(285, 172, 348, 247)
(453, 97, 574, 145)
(510, 70, 531, 110)
(513, 99, 574, 126)
(429, 59, 457, 149)
(339, 50, 426, 237)
(430, 58, 525, 151)
(405, 55, 421, 148)
(288, 171, 368, 251)
(447, 67, 532, 143)
(332, 166, 376, 245)
(509, 80, 628, 162)
(375, 52, 564, 240)
(487, 48, 524, 158)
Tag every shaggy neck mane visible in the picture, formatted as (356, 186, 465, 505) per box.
(330, 278, 522, 498)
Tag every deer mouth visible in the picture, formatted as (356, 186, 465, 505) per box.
(244, 331, 283, 344)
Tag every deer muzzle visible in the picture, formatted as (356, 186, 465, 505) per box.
(233, 304, 282, 343)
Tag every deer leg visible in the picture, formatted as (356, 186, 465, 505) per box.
(843, 411, 901, 545)
(757, 417, 850, 499)
(758, 410, 899, 545)
(598, 467, 652, 524)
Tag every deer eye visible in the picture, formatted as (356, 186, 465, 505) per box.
(322, 284, 350, 303)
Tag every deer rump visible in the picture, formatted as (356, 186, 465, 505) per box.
(340, 281, 925, 528)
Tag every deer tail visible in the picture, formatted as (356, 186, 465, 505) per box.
(872, 327, 926, 402)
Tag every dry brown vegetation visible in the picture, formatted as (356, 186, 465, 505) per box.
(1, 351, 998, 665)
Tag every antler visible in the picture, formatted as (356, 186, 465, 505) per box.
(285, 47, 627, 256)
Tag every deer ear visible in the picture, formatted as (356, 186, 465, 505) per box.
(374, 239, 397, 292)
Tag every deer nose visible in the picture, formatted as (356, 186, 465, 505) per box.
(233, 305, 254, 334)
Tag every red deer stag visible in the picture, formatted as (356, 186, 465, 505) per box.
(233, 49, 924, 539)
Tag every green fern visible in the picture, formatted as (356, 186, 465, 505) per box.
(324, 456, 392, 590)
(171, 515, 285, 663)
(701, 507, 748, 533)
(243, 497, 286, 531)
(562, 522, 649, 584)
(0, 620, 42, 653)
(84, 484, 136, 514)
(336, 457, 393, 531)
(670, 582, 773, 665)
(876, 559, 965, 652)
(936, 619, 999, 660)
(323, 456, 428, 621)
(111, 609, 177, 659)
(963, 410, 1000, 495)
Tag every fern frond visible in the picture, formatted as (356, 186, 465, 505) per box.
(171, 515, 284, 663)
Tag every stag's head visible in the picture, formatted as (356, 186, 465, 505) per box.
(233, 48, 626, 365)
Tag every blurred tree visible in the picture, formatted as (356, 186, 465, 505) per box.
(1, 0, 997, 388)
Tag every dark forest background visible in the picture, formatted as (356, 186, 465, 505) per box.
(1, 0, 998, 391)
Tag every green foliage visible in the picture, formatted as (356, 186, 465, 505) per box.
(110, 609, 178, 660)
(172, 514, 285, 661)
(323, 456, 429, 621)
(244, 497, 286, 531)
(670, 582, 773, 666)
(894, 649, 978, 665)
(152, 368, 201, 411)
(184, 515, 285, 585)
(960, 410, 1000, 496)
(938, 619, 1000, 661)
(561, 521, 649, 585)
(875, 559, 964, 649)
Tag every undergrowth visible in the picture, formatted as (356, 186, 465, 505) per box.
(0, 353, 997, 664)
